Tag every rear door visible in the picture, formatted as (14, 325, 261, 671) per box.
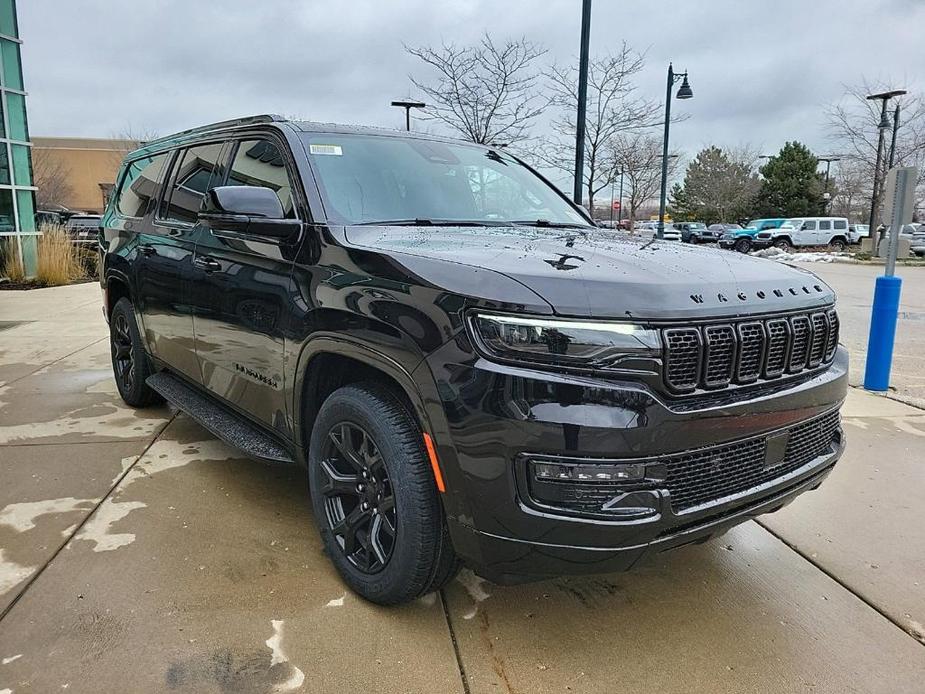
(190, 135, 302, 432)
(121, 150, 200, 382)
(817, 219, 832, 244)
(138, 141, 226, 383)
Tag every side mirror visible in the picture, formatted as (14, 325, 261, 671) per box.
(198, 186, 300, 240)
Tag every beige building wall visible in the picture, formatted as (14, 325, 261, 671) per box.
(31, 137, 137, 213)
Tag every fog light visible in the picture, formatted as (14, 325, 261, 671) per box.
(531, 460, 646, 483)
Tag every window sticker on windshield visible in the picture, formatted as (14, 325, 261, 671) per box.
(309, 144, 343, 156)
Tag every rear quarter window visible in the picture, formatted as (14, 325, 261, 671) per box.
(116, 152, 170, 218)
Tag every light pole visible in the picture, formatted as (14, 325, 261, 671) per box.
(573, 0, 593, 206)
(390, 100, 426, 131)
(866, 89, 906, 251)
(887, 103, 901, 168)
(609, 170, 623, 225)
(818, 155, 840, 214)
(657, 64, 692, 239)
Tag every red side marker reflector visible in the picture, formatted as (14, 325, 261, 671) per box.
(423, 432, 446, 493)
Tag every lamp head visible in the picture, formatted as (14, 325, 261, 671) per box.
(676, 74, 693, 100)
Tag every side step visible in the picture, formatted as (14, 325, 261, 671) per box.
(146, 371, 295, 464)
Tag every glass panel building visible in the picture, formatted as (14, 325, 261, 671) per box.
(0, 0, 35, 275)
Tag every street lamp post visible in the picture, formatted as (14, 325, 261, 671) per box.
(818, 155, 841, 214)
(573, 0, 593, 206)
(888, 103, 901, 168)
(657, 64, 692, 239)
(866, 89, 906, 251)
(609, 170, 623, 225)
(390, 100, 426, 131)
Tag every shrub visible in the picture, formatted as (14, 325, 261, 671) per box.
(36, 223, 85, 286)
(1, 237, 25, 282)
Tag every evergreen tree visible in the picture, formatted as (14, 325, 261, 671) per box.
(755, 142, 826, 217)
(669, 146, 759, 224)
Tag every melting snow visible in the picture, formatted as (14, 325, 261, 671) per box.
(457, 569, 491, 619)
(74, 499, 147, 552)
(325, 593, 346, 608)
(264, 620, 305, 693)
(0, 497, 95, 532)
(0, 550, 34, 596)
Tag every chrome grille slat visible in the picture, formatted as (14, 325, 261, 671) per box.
(662, 308, 838, 393)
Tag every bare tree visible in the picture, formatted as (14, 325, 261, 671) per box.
(826, 79, 925, 215)
(610, 133, 681, 230)
(539, 45, 659, 214)
(406, 34, 546, 145)
(829, 158, 869, 221)
(31, 147, 74, 209)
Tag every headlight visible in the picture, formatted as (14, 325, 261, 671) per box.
(469, 313, 661, 369)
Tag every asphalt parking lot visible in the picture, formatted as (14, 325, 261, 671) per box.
(1, 274, 924, 694)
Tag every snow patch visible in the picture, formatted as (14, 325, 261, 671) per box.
(2, 654, 22, 665)
(264, 620, 305, 693)
(457, 569, 491, 619)
(325, 593, 345, 608)
(0, 497, 95, 532)
(750, 247, 851, 264)
(0, 549, 34, 596)
(74, 499, 146, 552)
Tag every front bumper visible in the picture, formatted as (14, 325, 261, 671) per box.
(420, 339, 849, 584)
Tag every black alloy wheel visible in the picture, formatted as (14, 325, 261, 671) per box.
(734, 237, 752, 254)
(319, 421, 397, 573)
(112, 312, 135, 393)
(109, 297, 160, 407)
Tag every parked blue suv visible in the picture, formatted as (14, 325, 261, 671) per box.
(718, 218, 787, 253)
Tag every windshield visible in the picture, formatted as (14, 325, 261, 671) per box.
(781, 219, 801, 229)
(300, 133, 590, 227)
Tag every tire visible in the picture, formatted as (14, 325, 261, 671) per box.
(829, 237, 847, 252)
(734, 238, 752, 254)
(109, 297, 160, 407)
(308, 383, 458, 605)
(773, 238, 792, 250)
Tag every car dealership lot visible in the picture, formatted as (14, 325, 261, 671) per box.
(1, 279, 924, 693)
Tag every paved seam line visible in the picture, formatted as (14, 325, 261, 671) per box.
(0, 438, 164, 448)
(440, 588, 472, 694)
(2, 335, 108, 388)
(756, 519, 925, 648)
(0, 412, 177, 624)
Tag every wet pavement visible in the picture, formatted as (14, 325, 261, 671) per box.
(1, 283, 924, 693)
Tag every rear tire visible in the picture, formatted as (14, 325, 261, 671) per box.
(829, 237, 847, 252)
(308, 383, 458, 605)
(109, 297, 160, 408)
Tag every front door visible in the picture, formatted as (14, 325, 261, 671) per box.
(191, 136, 301, 433)
(798, 220, 817, 246)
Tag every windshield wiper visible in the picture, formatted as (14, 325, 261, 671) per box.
(510, 219, 592, 230)
(354, 218, 504, 227)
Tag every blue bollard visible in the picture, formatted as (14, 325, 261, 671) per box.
(864, 275, 903, 391)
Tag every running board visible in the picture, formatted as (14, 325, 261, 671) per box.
(146, 371, 295, 464)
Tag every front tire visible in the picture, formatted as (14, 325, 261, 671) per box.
(308, 383, 459, 605)
(734, 238, 752, 253)
(773, 238, 792, 250)
(109, 297, 160, 407)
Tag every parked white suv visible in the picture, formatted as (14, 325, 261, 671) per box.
(753, 217, 851, 251)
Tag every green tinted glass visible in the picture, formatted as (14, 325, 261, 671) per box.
(6, 91, 26, 140)
(11, 143, 29, 185)
(0, 1, 17, 38)
(0, 39, 20, 89)
(16, 189, 34, 232)
(0, 145, 9, 184)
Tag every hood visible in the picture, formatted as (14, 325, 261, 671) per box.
(344, 225, 836, 320)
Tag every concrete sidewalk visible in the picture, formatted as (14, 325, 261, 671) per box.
(1, 283, 924, 693)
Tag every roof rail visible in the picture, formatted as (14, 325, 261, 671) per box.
(139, 114, 286, 148)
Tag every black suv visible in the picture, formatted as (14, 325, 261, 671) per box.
(100, 115, 847, 604)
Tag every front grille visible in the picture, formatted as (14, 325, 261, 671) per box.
(664, 409, 841, 511)
(662, 308, 838, 393)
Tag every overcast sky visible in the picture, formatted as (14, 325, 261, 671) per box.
(19, 0, 925, 170)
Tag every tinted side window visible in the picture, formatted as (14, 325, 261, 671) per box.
(227, 139, 296, 218)
(160, 143, 224, 224)
(819, 220, 831, 230)
(834, 219, 847, 230)
(117, 152, 169, 218)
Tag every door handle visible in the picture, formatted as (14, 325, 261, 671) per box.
(193, 256, 222, 273)
(138, 244, 156, 257)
